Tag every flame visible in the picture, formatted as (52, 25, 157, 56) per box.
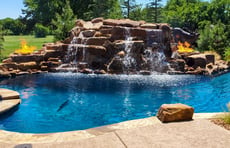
(177, 41, 194, 53)
(15, 39, 36, 54)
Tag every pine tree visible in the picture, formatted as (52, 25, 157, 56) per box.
(83, 0, 122, 20)
(120, 0, 138, 18)
(147, 0, 162, 23)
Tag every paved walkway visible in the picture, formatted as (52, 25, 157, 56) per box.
(0, 114, 229, 148)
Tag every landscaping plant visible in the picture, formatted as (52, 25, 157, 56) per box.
(223, 103, 230, 125)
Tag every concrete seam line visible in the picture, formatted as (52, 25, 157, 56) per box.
(114, 131, 128, 148)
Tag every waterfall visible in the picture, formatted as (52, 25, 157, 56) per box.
(144, 47, 168, 73)
(122, 28, 137, 73)
(56, 22, 171, 74)
(144, 29, 169, 73)
(56, 31, 90, 72)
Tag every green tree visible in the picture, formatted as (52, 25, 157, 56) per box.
(34, 23, 49, 38)
(22, 0, 123, 32)
(52, 0, 75, 41)
(0, 18, 26, 35)
(207, 0, 230, 25)
(129, 5, 148, 21)
(120, 0, 139, 18)
(162, 0, 209, 31)
(69, 0, 91, 19)
(162, 0, 229, 31)
(107, 0, 123, 19)
(23, 0, 68, 34)
(147, 0, 163, 23)
(198, 22, 229, 57)
(23, 0, 64, 26)
(84, 0, 122, 20)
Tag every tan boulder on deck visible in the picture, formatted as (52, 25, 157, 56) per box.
(157, 103, 194, 122)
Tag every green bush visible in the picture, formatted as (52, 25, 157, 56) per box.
(0, 18, 26, 35)
(198, 22, 229, 57)
(223, 103, 230, 124)
(34, 24, 49, 38)
(224, 47, 230, 62)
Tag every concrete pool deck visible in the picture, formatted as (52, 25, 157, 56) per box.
(0, 113, 229, 148)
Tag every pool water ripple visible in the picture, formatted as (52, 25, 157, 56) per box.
(0, 73, 229, 133)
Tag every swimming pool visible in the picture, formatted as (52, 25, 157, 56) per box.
(0, 73, 229, 133)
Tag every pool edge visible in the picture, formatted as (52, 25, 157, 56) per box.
(0, 112, 226, 144)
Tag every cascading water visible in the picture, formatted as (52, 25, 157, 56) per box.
(57, 22, 171, 74)
(121, 27, 169, 74)
(143, 30, 169, 73)
(122, 27, 137, 73)
(143, 47, 169, 73)
(57, 32, 88, 71)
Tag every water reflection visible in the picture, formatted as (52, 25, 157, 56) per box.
(0, 73, 229, 133)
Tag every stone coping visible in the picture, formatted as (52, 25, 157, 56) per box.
(0, 113, 226, 145)
(0, 88, 20, 100)
(0, 89, 21, 115)
(0, 99, 20, 115)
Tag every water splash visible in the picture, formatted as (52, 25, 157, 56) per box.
(58, 32, 89, 71)
(144, 47, 168, 72)
(122, 27, 137, 73)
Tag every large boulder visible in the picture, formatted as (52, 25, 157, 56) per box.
(115, 40, 144, 54)
(1, 63, 18, 70)
(103, 19, 142, 27)
(145, 30, 163, 47)
(45, 43, 62, 50)
(172, 27, 199, 45)
(0, 71, 11, 78)
(130, 28, 147, 41)
(111, 26, 130, 40)
(157, 103, 194, 122)
(205, 54, 215, 64)
(44, 50, 64, 60)
(10, 54, 44, 63)
(91, 17, 104, 23)
(82, 30, 96, 37)
(140, 23, 157, 29)
(18, 62, 40, 71)
(107, 57, 124, 73)
(186, 54, 207, 69)
(86, 45, 106, 56)
(111, 26, 152, 42)
(75, 19, 85, 27)
(84, 37, 108, 46)
(169, 59, 186, 72)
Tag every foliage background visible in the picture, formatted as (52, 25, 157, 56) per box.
(0, 0, 229, 60)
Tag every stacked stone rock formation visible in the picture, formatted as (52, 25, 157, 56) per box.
(0, 18, 229, 78)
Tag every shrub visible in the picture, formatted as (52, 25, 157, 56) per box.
(34, 24, 49, 38)
(224, 47, 230, 62)
(223, 103, 230, 124)
(198, 22, 229, 57)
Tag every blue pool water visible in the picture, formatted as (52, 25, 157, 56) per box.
(0, 73, 229, 133)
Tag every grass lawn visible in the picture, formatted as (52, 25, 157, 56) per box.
(1, 35, 54, 60)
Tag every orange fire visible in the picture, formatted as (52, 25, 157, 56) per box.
(15, 39, 36, 54)
(177, 41, 194, 53)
